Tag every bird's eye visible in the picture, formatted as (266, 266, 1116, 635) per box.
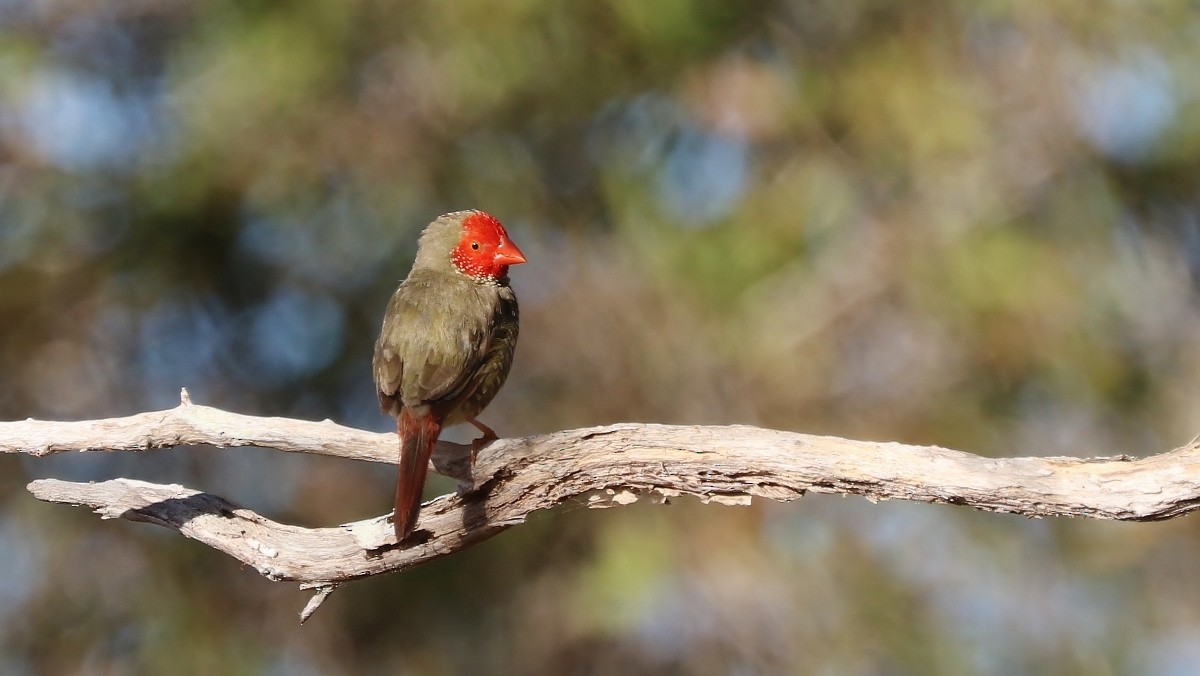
(471, 241, 480, 250)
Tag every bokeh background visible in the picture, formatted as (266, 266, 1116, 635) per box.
(3, 1, 1200, 674)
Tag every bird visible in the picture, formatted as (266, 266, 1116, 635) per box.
(373, 210, 526, 542)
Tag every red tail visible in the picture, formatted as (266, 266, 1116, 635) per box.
(394, 407, 442, 541)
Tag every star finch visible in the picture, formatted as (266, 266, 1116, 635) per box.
(373, 210, 526, 541)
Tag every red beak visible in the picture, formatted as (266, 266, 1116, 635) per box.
(494, 238, 527, 266)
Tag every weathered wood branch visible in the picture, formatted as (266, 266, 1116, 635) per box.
(8, 391, 1200, 620)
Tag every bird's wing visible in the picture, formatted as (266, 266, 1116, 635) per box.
(373, 272, 493, 411)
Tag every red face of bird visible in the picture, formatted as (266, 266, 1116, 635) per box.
(450, 212, 527, 281)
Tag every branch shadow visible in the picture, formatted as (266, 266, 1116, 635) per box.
(119, 491, 247, 530)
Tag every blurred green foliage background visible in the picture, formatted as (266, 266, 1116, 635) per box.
(4, 1, 1200, 673)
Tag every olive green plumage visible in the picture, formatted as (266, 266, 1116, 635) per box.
(374, 212, 519, 421)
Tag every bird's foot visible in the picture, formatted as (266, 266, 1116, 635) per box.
(470, 433, 498, 464)
(468, 418, 499, 465)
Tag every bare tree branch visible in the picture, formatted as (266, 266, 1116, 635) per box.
(9, 391, 1200, 620)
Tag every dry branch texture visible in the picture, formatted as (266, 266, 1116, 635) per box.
(9, 396, 1200, 617)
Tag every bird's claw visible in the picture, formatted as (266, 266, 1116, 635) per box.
(470, 432, 498, 465)
(468, 418, 499, 465)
